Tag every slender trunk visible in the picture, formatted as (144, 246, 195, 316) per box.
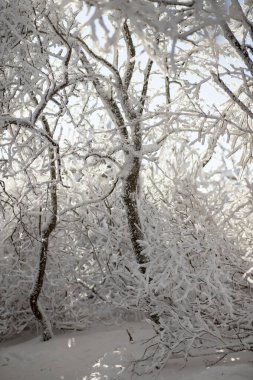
(30, 117, 57, 341)
(122, 155, 148, 273)
(122, 154, 161, 326)
(30, 238, 52, 341)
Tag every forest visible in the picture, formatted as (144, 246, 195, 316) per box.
(1, 0, 253, 378)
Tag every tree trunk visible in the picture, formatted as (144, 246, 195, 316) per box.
(30, 238, 53, 341)
(30, 116, 57, 341)
(122, 155, 148, 273)
(30, 181, 57, 340)
(122, 154, 162, 326)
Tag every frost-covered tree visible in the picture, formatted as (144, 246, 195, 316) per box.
(0, 0, 86, 340)
(84, 0, 253, 166)
(1, 0, 253, 371)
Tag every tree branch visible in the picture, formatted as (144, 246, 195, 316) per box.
(147, 0, 194, 6)
(0, 116, 59, 146)
(122, 20, 136, 89)
(211, 72, 253, 119)
(80, 52, 129, 142)
(210, 0, 253, 77)
(60, 177, 119, 215)
(137, 59, 153, 116)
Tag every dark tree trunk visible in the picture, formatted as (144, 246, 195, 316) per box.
(30, 238, 52, 341)
(29, 116, 57, 341)
(122, 155, 148, 273)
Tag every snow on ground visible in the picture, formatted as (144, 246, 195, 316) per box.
(0, 321, 253, 380)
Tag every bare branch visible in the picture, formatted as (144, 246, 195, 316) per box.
(84, 152, 122, 169)
(45, 15, 72, 82)
(0, 116, 59, 146)
(137, 59, 153, 116)
(147, 0, 194, 6)
(210, 0, 253, 77)
(122, 20, 136, 89)
(212, 72, 253, 119)
(76, 36, 122, 86)
(80, 51, 129, 142)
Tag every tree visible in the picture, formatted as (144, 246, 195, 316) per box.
(0, 0, 77, 340)
(84, 0, 253, 167)
(1, 0, 253, 371)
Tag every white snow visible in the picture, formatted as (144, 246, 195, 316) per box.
(0, 321, 252, 380)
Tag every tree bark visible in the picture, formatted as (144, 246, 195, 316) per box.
(30, 238, 53, 341)
(122, 155, 149, 273)
(29, 116, 57, 341)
